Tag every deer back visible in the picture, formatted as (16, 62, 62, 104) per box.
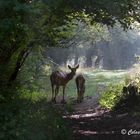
(76, 75, 85, 93)
(50, 65, 79, 86)
(50, 71, 74, 86)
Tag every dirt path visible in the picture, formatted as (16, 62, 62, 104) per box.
(63, 95, 140, 140)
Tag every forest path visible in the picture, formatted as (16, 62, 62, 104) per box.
(63, 95, 140, 140)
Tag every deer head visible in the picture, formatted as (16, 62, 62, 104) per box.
(68, 64, 79, 75)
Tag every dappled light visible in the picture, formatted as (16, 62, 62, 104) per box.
(1, 0, 140, 140)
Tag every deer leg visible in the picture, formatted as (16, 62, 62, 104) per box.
(77, 89, 80, 103)
(54, 86, 59, 103)
(51, 84, 54, 102)
(81, 92, 84, 102)
(61, 86, 66, 104)
(79, 91, 83, 103)
(77, 91, 79, 103)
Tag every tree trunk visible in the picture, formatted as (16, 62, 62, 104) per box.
(95, 55, 103, 68)
(8, 46, 33, 85)
(8, 41, 35, 85)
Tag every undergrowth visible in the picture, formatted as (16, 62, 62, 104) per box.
(0, 88, 73, 140)
(99, 83, 124, 109)
(99, 75, 140, 116)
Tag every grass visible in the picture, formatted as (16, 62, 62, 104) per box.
(17, 69, 128, 110)
(0, 69, 130, 140)
(20, 68, 128, 101)
(0, 91, 73, 140)
(99, 83, 124, 109)
(48, 69, 128, 99)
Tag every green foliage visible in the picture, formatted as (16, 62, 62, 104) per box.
(99, 83, 124, 109)
(99, 72, 140, 115)
(44, 0, 140, 28)
(96, 74, 106, 80)
(56, 69, 127, 98)
(124, 74, 133, 85)
(0, 0, 32, 60)
(1, 1, 140, 139)
(107, 66, 140, 113)
(19, 89, 48, 102)
(1, 0, 140, 87)
(17, 46, 50, 92)
(65, 20, 110, 47)
(0, 91, 73, 140)
(0, 83, 19, 104)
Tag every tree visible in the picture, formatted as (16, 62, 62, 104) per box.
(102, 23, 139, 69)
(1, 0, 140, 85)
(43, 0, 140, 28)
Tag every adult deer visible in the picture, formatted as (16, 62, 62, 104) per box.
(75, 75, 85, 103)
(50, 65, 79, 103)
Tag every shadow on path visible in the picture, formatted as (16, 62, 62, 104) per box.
(64, 99, 140, 140)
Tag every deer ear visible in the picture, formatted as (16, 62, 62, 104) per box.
(68, 65, 72, 69)
(75, 64, 79, 69)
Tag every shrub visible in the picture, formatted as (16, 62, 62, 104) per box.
(0, 89, 73, 140)
(99, 83, 124, 109)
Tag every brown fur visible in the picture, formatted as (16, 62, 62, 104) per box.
(76, 75, 85, 103)
(50, 65, 79, 103)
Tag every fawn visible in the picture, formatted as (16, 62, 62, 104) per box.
(75, 74, 85, 103)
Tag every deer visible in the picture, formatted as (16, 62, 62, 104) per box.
(50, 64, 79, 103)
(75, 74, 85, 103)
